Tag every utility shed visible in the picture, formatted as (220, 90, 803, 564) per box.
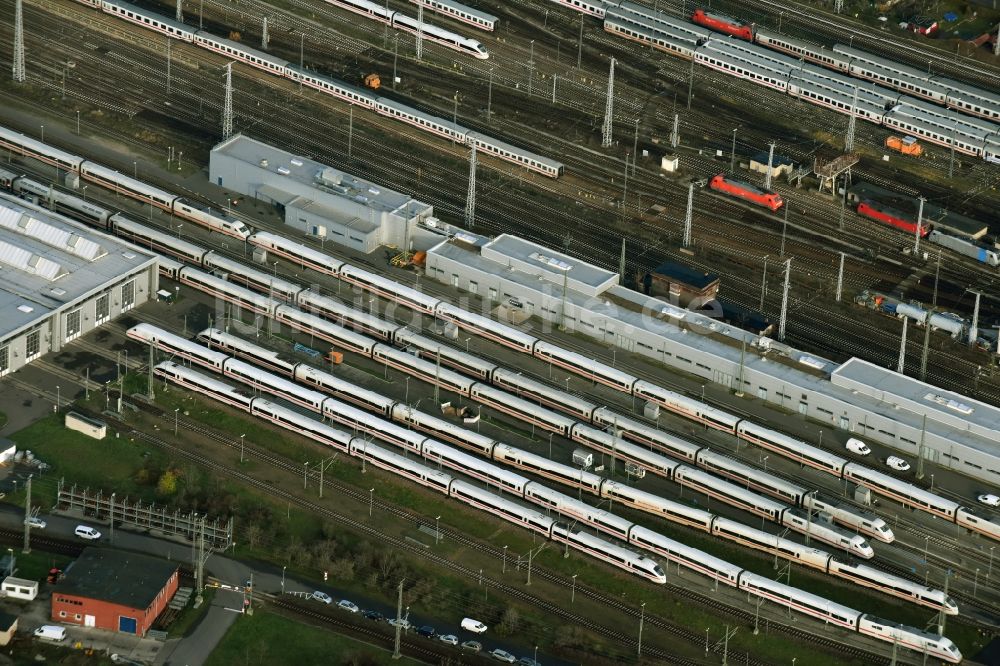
(52, 548, 178, 636)
(749, 152, 794, 179)
(0, 194, 157, 378)
(209, 134, 434, 253)
(641, 262, 720, 307)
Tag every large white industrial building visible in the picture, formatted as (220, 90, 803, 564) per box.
(425, 232, 1000, 485)
(209, 135, 435, 254)
(0, 194, 157, 377)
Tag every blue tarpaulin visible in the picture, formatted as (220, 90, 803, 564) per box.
(943, 11, 957, 20)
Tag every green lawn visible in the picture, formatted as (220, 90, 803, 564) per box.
(204, 609, 422, 666)
(6, 413, 173, 504)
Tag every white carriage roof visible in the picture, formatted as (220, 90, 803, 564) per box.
(211, 135, 431, 218)
(831, 358, 1000, 442)
(429, 231, 998, 459)
(0, 194, 155, 342)
(479, 234, 618, 297)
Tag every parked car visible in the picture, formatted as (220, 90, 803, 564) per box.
(461, 617, 488, 633)
(885, 456, 911, 472)
(26, 516, 46, 529)
(438, 634, 458, 645)
(338, 600, 360, 613)
(74, 525, 101, 540)
(363, 610, 384, 622)
(978, 494, 1000, 507)
(416, 625, 436, 638)
(460, 640, 482, 652)
(310, 591, 333, 604)
(845, 438, 871, 456)
(518, 658, 542, 666)
(388, 618, 411, 630)
(490, 649, 516, 663)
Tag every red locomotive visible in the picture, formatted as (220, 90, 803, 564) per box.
(691, 9, 754, 41)
(856, 201, 929, 237)
(708, 174, 783, 211)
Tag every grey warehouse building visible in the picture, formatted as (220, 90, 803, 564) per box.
(210, 135, 434, 254)
(0, 194, 157, 377)
(426, 233, 1000, 486)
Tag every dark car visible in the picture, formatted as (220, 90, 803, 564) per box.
(417, 625, 436, 638)
(363, 610, 384, 622)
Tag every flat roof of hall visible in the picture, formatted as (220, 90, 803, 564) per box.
(831, 357, 1000, 442)
(0, 195, 155, 340)
(481, 234, 618, 295)
(212, 135, 415, 215)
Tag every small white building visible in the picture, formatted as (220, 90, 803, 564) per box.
(2, 577, 39, 601)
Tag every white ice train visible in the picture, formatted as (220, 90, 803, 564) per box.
(151, 361, 666, 583)
(150, 359, 962, 663)
(125, 276, 871, 557)
(62, 1, 564, 178)
(16, 164, 989, 552)
(221, 233, 1000, 546)
(129, 324, 959, 616)
(131, 232, 892, 539)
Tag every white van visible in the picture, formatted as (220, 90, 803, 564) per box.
(461, 618, 487, 633)
(34, 625, 67, 642)
(845, 438, 871, 456)
(74, 525, 101, 540)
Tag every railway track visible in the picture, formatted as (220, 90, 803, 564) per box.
(12, 0, 1000, 407)
(52, 294, 1000, 632)
(7, 0, 1000, 568)
(85, 393, 912, 665)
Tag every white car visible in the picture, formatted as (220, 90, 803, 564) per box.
(490, 649, 516, 663)
(388, 618, 411, 630)
(26, 516, 46, 529)
(845, 438, 871, 456)
(338, 600, 360, 613)
(74, 525, 101, 540)
(438, 634, 458, 645)
(978, 494, 1000, 507)
(310, 591, 333, 604)
(461, 617, 488, 633)
(885, 456, 911, 472)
